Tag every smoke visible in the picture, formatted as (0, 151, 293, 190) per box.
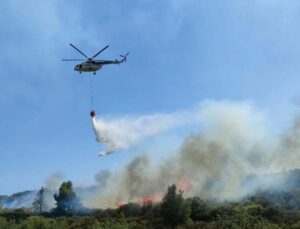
(177, 101, 277, 200)
(40, 173, 65, 210)
(272, 117, 300, 170)
(91, 111, 194, 156)
(5, 100, 300, 210)
(1, 191, 36, 209)
(95, 170, 111, 187)
(0, 173, 65, 210)
(83, 100, 300, 208)
(45, 173, 65, 190)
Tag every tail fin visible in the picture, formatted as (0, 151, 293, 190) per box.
(117, 52, 129, 64)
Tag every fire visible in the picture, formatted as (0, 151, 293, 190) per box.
(139, 193, 163, 206)
(116, 203, 124, 208)
(177, 175, 193, 193)
(116, 193, 163, 208)
(116, 175, 193, 208)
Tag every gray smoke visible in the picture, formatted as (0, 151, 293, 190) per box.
(8, 100, 299, 210)
(272, 117, 300, 170)
(83, 100, 300, 208)
(45, 173, 65, 190)
(95, 170, 111, 187)
(1, 191, 36, 209)
(41, 173, 65, 210)
(1, 173, 65, 210)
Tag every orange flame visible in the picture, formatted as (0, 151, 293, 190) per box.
(116, 203, 124, 208)
(116, 175, 193, 208)
(139, 193, 163, 206)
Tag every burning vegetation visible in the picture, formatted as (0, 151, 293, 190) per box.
(2, 172, 300, 228)
(86, 101, 300, 209)
(3, 101, 300, 227)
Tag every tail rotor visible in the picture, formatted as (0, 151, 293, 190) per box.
(120, 52, 129, 62)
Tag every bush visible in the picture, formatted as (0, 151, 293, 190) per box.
(118, 203, 141, 217)
(186, 197, 211, 221)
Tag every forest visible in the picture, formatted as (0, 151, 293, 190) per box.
(2, 169, 300, 228)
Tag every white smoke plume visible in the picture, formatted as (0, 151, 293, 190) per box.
(84, 100, 300, 208)
(42, 173, 65, 210)
(92, 111, 194, 156)
(95, 170, 111, 186)
(44, 173, 65, 190)
(1, 173, 65, 210)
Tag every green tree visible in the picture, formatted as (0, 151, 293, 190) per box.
(186, 196, 211, 221)
(118, 203, 141, 217)
(32, 187, 46, 213)
(161, 184, 191, 227)
(53, 181, 82, 215)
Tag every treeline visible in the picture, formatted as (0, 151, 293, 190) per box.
(1, 182, 300, 228)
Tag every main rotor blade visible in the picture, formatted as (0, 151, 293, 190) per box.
(92, 45, 109, 58)
(62, 59, 85, 61)
(69, 43, 88, 58)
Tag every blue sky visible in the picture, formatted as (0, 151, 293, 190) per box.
(1, 0, 300, 194)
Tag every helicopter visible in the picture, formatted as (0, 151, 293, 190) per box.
(62, 43, 129, 74)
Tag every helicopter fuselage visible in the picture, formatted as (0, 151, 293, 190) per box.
(74, 61, 102, 73)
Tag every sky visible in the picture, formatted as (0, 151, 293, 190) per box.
(1, 0, 300, 195)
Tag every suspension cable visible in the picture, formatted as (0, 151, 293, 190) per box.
(89, 76, 94, 110)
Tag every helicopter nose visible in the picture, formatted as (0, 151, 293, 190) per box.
(74, 65, 78, 71)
